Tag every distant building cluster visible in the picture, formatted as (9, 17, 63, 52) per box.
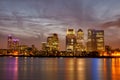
(0, 28, 120, 57)
(8, 35, 19, 50)
(42, 28, 105, 53)
(42, 33, 59, 52)
(66, 29, 85, 53)
(66, 28, 104, 53)
(7, 35, 32, 56)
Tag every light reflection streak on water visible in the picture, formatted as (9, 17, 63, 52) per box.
(76, 59, 86, 80)
(92, 59, 102, 80)
(64, 58, 86, 80)
(103, 58, 112, 80)
(5, 57, 18, 80)
(111, 58, 120, 80)
(14, 57, 18, 80)
(103, 59, 107, 80)
(37, 58, 58, 80)
(65, 58, 75, 80)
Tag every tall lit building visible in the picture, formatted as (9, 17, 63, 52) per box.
(7, 35, 20, 50)
(47, 33, 59, 51)
(47, 36, 53, 51)
(12, 39, 19, 50)
(96, 30, 104, 51)
(7, 35, 13, 49)
(87, 29, 104, 52)
(76, 29, 85, 51)
(52, 33, 59, 51)
(66, 29, 76, 52)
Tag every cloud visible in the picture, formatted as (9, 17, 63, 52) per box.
(102, 18, 120, 28)
(0, 12, 67, 38)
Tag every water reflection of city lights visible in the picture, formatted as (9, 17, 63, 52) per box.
(65, 58, 75, 80)
(76, 59, 86, 80)
(111, 58, 120, 80)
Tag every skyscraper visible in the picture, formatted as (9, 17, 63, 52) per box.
(52, 33, 59, 51)
(12, 39, 19, 50)
(47, 36, 53, 51)
(7, 35, 20, 50)
(96, 30, 104, 51)
(87, 29, 104, 52)
(47, 33, 59, 51)
(66, 29, 76, 52)
(8, 35, 13, 49)
(76, 29, 85, 51)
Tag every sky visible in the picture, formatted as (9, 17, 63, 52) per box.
(0, 0, 120, 50)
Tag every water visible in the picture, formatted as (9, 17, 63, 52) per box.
(0, 57, 120, 80)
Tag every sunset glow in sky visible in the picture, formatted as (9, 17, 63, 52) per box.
(0, 0, 120, 50)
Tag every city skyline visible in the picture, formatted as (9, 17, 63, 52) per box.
(0, 28, 108, 51)
(0, 0, 120, 50)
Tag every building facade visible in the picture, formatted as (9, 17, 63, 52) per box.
(87, 29, 104, 52)
(52, 33, 59, 51)
(12, 39, 19, 50)
(7, 35, 13, 49)
(76, 29, 85, 52)
(46, 33, 59, 51)
(66, 29, 76, 52)
(7, 35, 19, 50)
